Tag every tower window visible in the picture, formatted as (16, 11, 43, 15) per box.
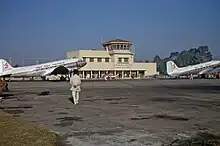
(97, 58, 102, 62)
(105, 58, 109, 62)
(118, 58, 122, 63)
(124, 58, 129, 63)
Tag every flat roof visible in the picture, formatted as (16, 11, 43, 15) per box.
(102, 38, 132, 45)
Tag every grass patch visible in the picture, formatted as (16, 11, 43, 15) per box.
(0, 111, 59, 146)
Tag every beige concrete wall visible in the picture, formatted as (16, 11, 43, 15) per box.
(67, 51, 79, 58)
(109, 50, 135, 65)
(111, 54, 133, 65)
(67, 50, 110, 58)
(79, 50, 110, 57)
(132, 63, 157, 76)
(79, 62, 114, 71)
(112, 63, 157, 76)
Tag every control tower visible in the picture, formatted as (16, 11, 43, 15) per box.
(102, 38, 132, 51)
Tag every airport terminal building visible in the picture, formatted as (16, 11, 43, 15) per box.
(67, 39, 158, 79)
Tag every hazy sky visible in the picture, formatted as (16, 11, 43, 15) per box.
(0, 0, 220, 64)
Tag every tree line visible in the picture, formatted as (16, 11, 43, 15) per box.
(153, 46, 213, 75)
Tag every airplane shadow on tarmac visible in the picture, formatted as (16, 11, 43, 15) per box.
(160, 85, 220, 94)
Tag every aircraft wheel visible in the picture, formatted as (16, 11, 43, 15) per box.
(60, 76, 66, 81)
(41, 76, 46, 81)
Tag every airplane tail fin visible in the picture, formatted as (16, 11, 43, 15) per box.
(0, 59, 13, 74)
(166, 61, 179, 75)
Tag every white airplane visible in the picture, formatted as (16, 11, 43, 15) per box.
(0, 57, 87, 80)
(166, 60, 220, 79)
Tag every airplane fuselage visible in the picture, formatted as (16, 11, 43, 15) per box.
(0, 58, 86, 77)
(168, 60, 220, 77)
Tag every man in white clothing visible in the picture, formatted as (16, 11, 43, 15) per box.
(70, 68, 81, 105)
(190, 74, 194, 80)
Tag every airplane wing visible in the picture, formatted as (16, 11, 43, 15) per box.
(198, 67, 220, 75)
(41, 66, 69, 76)
(198, 68, 214, 74)
(208, 68, 220, 74)
(41, 68, 57, 76)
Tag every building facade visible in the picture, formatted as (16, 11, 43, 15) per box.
(67, 39, 158, 79)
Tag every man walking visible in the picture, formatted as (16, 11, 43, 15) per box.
(190, 74, 194, 80)
(70, 68, 81, 105)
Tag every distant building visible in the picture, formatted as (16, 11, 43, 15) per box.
(67, 38, 158, 79)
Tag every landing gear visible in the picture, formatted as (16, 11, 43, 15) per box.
(41, 76, 46, 81)
(60, 76, 66, 81)
(66, 73, 71, 81)
(67, 70, 73, 81)
(30, 77, 34, 81)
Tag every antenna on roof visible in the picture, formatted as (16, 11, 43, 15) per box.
(100, 36, 103, 46)
(100, 36, 107, 51)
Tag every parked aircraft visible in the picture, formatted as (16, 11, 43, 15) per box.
(0, 58, 87, 80)
(166, 60, 220, 79)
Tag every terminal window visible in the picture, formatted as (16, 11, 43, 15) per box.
(97, 58, 102, 62)
(89, 58, 94, 62)
(124, 58, 129, 63)
(118, 58, 122, 63)
(105, 58, 109, 62)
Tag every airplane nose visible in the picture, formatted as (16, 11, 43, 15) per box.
(81, 60, 87, 66)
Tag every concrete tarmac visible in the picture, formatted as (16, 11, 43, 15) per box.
(1, 79, 220, 146)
